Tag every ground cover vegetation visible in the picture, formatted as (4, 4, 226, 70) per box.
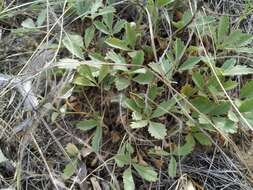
(1, 0, 253, 189)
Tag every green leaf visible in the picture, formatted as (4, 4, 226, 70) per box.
(94, 20, 110, 35)
(173, 10, 193, 29)
(193, 15, 216, 34)
(160, 58, 173, 78)
(36, 9, 47, 26)
(132, 111, 143, 120)
(76, 119, 97, 131)
(78, 65, 95, 82)
(103, 12, 113, 30)
(174, 134, 195, 156)
(126, 22, 137, 48)
(228, 110, 239, 122)
(213, 117, 237, 133)
(180, 84, 195, 97)
(133, 70, 154, 85)
(217, 16, 229, 44)
(239, 98, 253, 112)
(106, 50, 127, 71)
(192, 71, 204, 90)
(62, 159, 77, 180)
(162, 58, 173, 70)
(191, 96, 214, 114)
(221, 59, 236, 71)
(21, 18, 36, 28)
(124, 98, 141, 113)
(73, 76, 96, 86)
(84, 25, 95, 48)
(207, 75, 221, 91)
(179, 57, 201, 71)
(71, 0, 92, 17)
(210, 101, 231, 116)
(148, 85, 162, 101)
(168, 156, 177, 177)
(89, 1, 104, 18)
(130, 120, 148, 129)
(222, 65, 253, 76)
(223, 80, 238, 90)
(160, 57, 172, 68)
(114, 154, 130, 167)
(130, 68, 146, 74)
(89, 52, 104, 61)
(149, 62, 164, 76)
(132, 95, 145, 109)
(105, 37, 130, 51)
(92, 126, 102, 152)
(123, 167, 135, 190)
(106, 50, 126, 64)
(151, 98, 176, 118)
(62, 34, 84, 59)
(133, 164, 157, 182)
(129, 50, 144, 65)
(125, 143, 134, 154)
(96, 6, 115, 17)
(148, 122, 167, 139)
(115, 77, 131, 91)
(98, 65, 110, 83)
(240, 81, 253, 98)
(223, 30, 253, 48)
(113, 19, 126, 34)
(243, 113, 253, 126)
(174, 38, 185, 61)
(156, 0, 174, 7)
(193, 132, 212, 146)
(66, 143, 79, 156)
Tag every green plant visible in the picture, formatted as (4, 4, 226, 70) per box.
(62, 143, 80, 180)
(3, 0, 253, 189)
(114, 142, 157, 188)
(57, 0, 253, 188)
(76, 116, 103, 152)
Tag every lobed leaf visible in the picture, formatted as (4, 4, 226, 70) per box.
(148, 122, 167, 139)
(240, 81, 253, 98)
(133, 164, 158, 182)
(62, 34, 84, 59)
(123, 167, 135, 190)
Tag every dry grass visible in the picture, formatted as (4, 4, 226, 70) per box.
(1, 0, 253, 189)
